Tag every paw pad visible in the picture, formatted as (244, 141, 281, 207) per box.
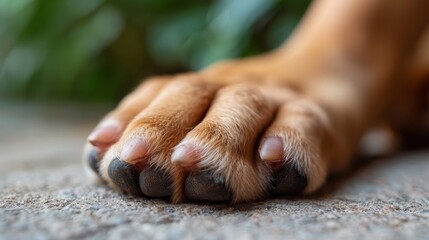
(185, 172, 232, 202)
(139, 167, 172, 198)
(271, 162, 307, 196)
(87, 149, 101, 176)
(108, 158, 143, 196)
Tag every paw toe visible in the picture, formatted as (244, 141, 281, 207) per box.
(139, 167, 172, 198)
(185, 172, 232, 202)
(271, 163, 307, 196)
(108, 158, 143, 196)
(87, 149, 101, 176)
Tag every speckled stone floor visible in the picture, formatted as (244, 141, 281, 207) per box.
(1, 103, 428, 240)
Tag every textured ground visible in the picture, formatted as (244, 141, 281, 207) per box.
(1, 102, 428, 240)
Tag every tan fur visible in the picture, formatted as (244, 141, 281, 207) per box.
(84, 0, 429, 202)
(175, 84, 276, 202)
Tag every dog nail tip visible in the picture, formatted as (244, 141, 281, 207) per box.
(171, 144, 200, 167)
(88, 124, 120, 147)
(120, 138, 150, 164)
(260, 137, 284, 162)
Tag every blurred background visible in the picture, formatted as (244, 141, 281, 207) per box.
(0, 0, 310, 103)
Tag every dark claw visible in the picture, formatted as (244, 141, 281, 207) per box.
(139, 167, 172, 198)
(185, 172, 232, 202)
(87, 149, 101, 175)
(271, 162, 307, 196)
(108, 158, 143, 196)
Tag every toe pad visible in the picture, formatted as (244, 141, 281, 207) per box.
(108, 158, 143, 196)
(271, 162, 307, 196)
(87, 149, 101, 175)
(185, 172, 232, 202)
(139, 167, 172, 198)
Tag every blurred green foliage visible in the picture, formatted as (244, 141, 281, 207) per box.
(0, 0, 310, 102)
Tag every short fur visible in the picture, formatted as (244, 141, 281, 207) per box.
(83, 0, 429, 203)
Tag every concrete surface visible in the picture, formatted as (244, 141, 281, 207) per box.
(1, 102, 428, 240)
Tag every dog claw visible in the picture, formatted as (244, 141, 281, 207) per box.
(108, 158, 143, 196)
(185, 172, 232, 202)
(271, 162, 307, 196)
(139, 167, 172, 198)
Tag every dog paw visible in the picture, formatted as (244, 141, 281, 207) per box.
(82, 73, 330, 203)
